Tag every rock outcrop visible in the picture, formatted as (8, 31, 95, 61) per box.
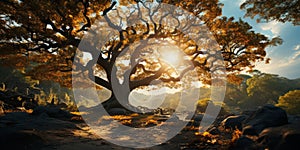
(242, 105, 288, 135)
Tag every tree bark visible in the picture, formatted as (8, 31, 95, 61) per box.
(101, 94, 124, 110)
(100, 92, 138, 114)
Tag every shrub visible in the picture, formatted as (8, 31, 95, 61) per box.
(276, 90, 300, 115)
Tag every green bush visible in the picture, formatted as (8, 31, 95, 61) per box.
(276, 90, 300, 115)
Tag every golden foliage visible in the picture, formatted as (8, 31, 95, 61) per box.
(276, 90, 300, 115)
(0, 0, 282, 89)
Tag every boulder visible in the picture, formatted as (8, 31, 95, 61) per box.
(107, 108, 127, 116)
(32, 106, 73, 119)
(257, 121, 300, 150)
(242, 105, 288, 135)
(221, 115, 247, 130)
(230, 136, 257, 150)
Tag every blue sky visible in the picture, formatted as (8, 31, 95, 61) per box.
(220, 0, 300, 79)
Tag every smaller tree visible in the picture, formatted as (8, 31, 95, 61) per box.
(224, 74, 250, 107)
(276, 90, 300, 115)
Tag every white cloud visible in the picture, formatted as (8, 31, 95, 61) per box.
(292, 51, 300, 61)
(256, 59, 300, 78)
(276, 50, 300, 68)
(294, 44, 300, 51)
(256, 47, 300, 74)
(260, 21, 285, 36)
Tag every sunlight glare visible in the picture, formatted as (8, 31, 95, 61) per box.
(159, 46, 182, 67)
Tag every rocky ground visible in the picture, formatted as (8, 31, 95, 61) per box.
(0, 105, 230, 150)
(0, 100, 299, 150)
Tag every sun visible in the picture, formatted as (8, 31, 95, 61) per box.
(159, 46, 182, 68)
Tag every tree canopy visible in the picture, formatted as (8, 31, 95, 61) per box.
(241, 0, 300, 25)
(276, 90, 300, 115)
(0, 0, 282, 110)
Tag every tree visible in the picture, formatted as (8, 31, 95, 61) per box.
(224, 74, 250, 110)
(246, 73, 297, 105)
(241, 0, 300, 25)
(276, 90, 300, 115)
(0, 0, 281, 111)
(0, 0, 112, 87)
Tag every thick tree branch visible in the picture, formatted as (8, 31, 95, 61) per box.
(102, 1, 117, 16)
(94, 76, 112, 90)
(129, 66, 166, 90)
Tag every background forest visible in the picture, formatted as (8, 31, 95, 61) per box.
(1, 66, 300, 115)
